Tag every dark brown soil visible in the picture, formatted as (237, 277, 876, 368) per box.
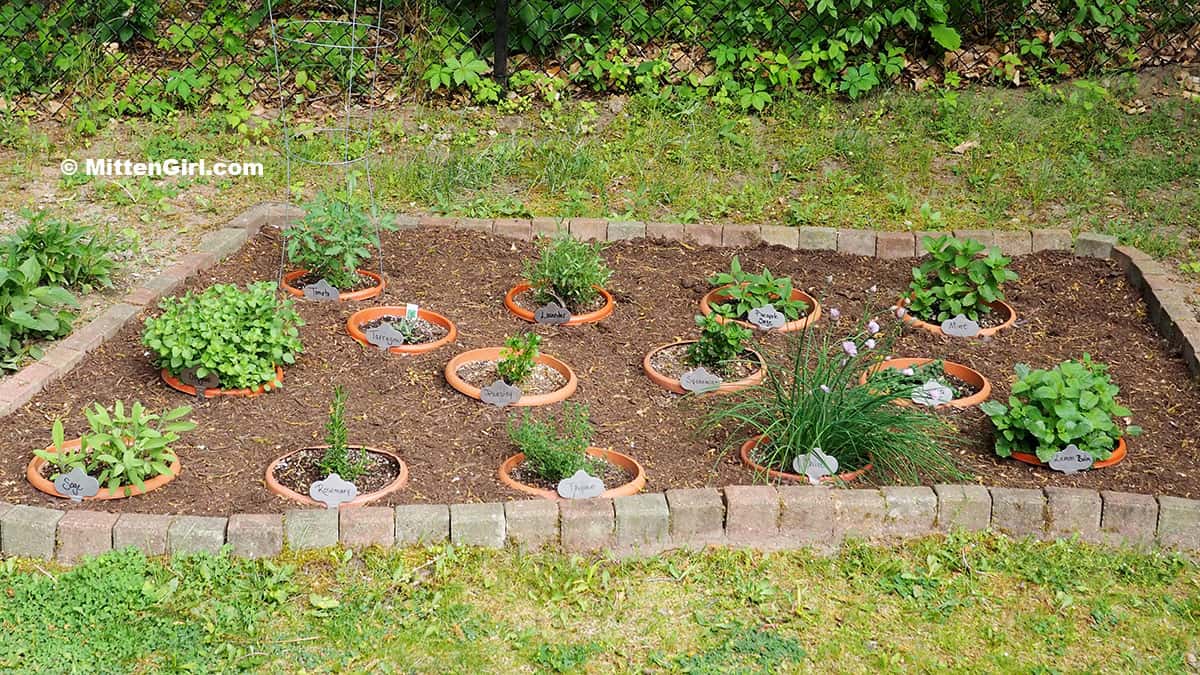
(293, 270, 378, 292)
(1, 226, 1198, 516)
(271, 446, 402, 496)
(648, 342, 761, 381)
(357, 315, 448, 345)
(454, 360, 568, 395)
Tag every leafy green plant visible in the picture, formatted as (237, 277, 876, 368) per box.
(286, 184, 393, 290)
(142, 282, 304, 390)
(317, 385, 368, 481)
(4, 209, 117, 293)
(687, 313, 753, 375)
(867, 359, 965, 399)
(0, 257, 78, 371)
(980, 355, 1141, 462)
(497, 332, 541, 386)
(522, 232, 612, 311)
(34, 401, 195, 495)
(708, 256, 808, 321)
(507, 403, 604, 482)
(907, 235, 1018, 323)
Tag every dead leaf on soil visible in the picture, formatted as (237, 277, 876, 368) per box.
(952, 140, 979, 154)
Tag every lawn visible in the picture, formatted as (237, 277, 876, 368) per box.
(0, 533, 1195, 672)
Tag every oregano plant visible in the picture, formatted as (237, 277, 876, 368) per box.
(687, 313, 752, 375)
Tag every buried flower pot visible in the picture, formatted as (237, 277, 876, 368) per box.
(280, 268, 385, 302)
(28, 438, 182, 500)
(346, 306, 458, 355)
(162, 365, 285, 398)
(739, 435, 872, 485)
(504, 283, 615, 326)
(860, 357, 992, 409)
(498, 447, 646, 500)
(1009, 437, 1129, 471)
(265, 445, 409, 508)
(895, 297, 1017, 338)
(699, 285, 822, 332)
(642, 340, 765, 395)
(445, 346, 577, 407)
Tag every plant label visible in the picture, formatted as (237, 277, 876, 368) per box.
(309, 473, 359, 509)
(480, 379, 522, 407)
(912, 379, 954, 407)
(556, 470, 606, 499)
(792, 447, 839, 485)
(534, 302, 571, 325)
(405, 303, 419, 321)
(747, 303, 786, 330)
(364, 321, 408, 350)
(1049, 444, 1094, 474)
(940, 314, 981, 338)
(54, 467, 100, 502)
(680, 367, 723, 393)
(180, 367, 219, 399)
(303, 278, 339, 301)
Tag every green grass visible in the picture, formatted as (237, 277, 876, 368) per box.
(0, 533, 1196, 672)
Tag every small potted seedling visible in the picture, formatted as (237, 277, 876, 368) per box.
(498, 403, 645, 499)
(346, 302, 458, 355)
(862, 357, 992, 409)
(28, 401, 195, 500)
(981, 355, 1141, 472)
(700, 256, 821, 332)
(643, 314, 765, 395)
(143, 282, 304, 397)
(898, 235, 1018, 337)
(266, 385, 409, 507)
(504, 231, 615, 325)
(279, 184, 395, 302)
(444, 332, 577, 407)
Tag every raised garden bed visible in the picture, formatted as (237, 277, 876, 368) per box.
(0, 226, 1197, 515)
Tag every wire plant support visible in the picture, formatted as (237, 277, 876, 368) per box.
(265, 0, 391, 295)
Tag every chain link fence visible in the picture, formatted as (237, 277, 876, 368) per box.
(2, 0, 1198, 113)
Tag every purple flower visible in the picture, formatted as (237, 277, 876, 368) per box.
(842, 341, 858, 357)
(866, 338, 876, 349)
(830, 308, 841, 321)
(867, 320, 880, 334)
(902, 367, 915, 376)
(895, 307, 907, 318)
(868, 285, 878, 293)
(820, 384, 831, 393)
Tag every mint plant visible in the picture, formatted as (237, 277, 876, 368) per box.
(980, 355, 1141, 462)
(908, 235, 1018, 323)
(708, 256, 807, 321)
(522, 232, 612, 311)
(142, 282, 304, 390)
(286, 185, 393, 290)
(317, 385, 368, 481)
(507, 403, 604, 482)
(34, 401, 195, 495)
(686, 313, 753, 375)
(497, 332, 541, 385)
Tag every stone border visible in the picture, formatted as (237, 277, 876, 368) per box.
(1, 204, 1197, 564)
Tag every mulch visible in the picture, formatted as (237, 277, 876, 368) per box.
(1, 226, 1197, 516)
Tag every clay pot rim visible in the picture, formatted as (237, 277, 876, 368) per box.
(504, 283, 615, 325)
(641, 340, 766, 396)
(264, 444, 410, 508)
(896, 297, 1017, 337)
(27, 438, 181, 500)
(738, 435, 871, 484)
(443, 347, 578, 407)
(497, 447, 646, 500)
(346, 306, 459, 355)
(280, 268, 386, 302)
(1010, 436, 1128, 470)
(161, 365, 284, 398)
(860, 357, 992, 409)
(699, 284, 822, 333)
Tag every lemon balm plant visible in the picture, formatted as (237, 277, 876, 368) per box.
(907, 235, 1018, 323)
(142, 282, 303, 391)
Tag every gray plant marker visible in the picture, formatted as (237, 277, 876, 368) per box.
(54, 467, 100, 502)
(747, 303, 786, 330)
(680, 367, 723, 393)
(556, 470, 606, 499)
(1048, 444, 1094, 474)
(534, 301, 572, 325)
(309, 473, 359, 509)
(480, 379, 523, 407)
(303, 278, 339, 301)
(364, 321, 409, 351)
(180, 367, 220, 400)
(940, 314, 982, 338)
(912, 379, 955, 407)
(792, 448, 839, 485)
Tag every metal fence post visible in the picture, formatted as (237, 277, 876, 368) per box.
(493, 0, 510, 90)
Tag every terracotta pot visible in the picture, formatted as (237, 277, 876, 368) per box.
(699, 284, 822, 333)
(860, 357, 992, 409)
(161, 365, 284, 398)
(346, 306, 458, 355)
(642, 341, 765, 395)
(264, 445, 409, 508)
(28, 438, 181, 500)
(498, 447, 646, 500)
(280, 269, 385, 302)
(503, 283, 615, 326)
(738, 435, 871, 484)
(896, 297, 1017, 337)
(1010, 437, 1128, 470)
(444, 347, 577, 407)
